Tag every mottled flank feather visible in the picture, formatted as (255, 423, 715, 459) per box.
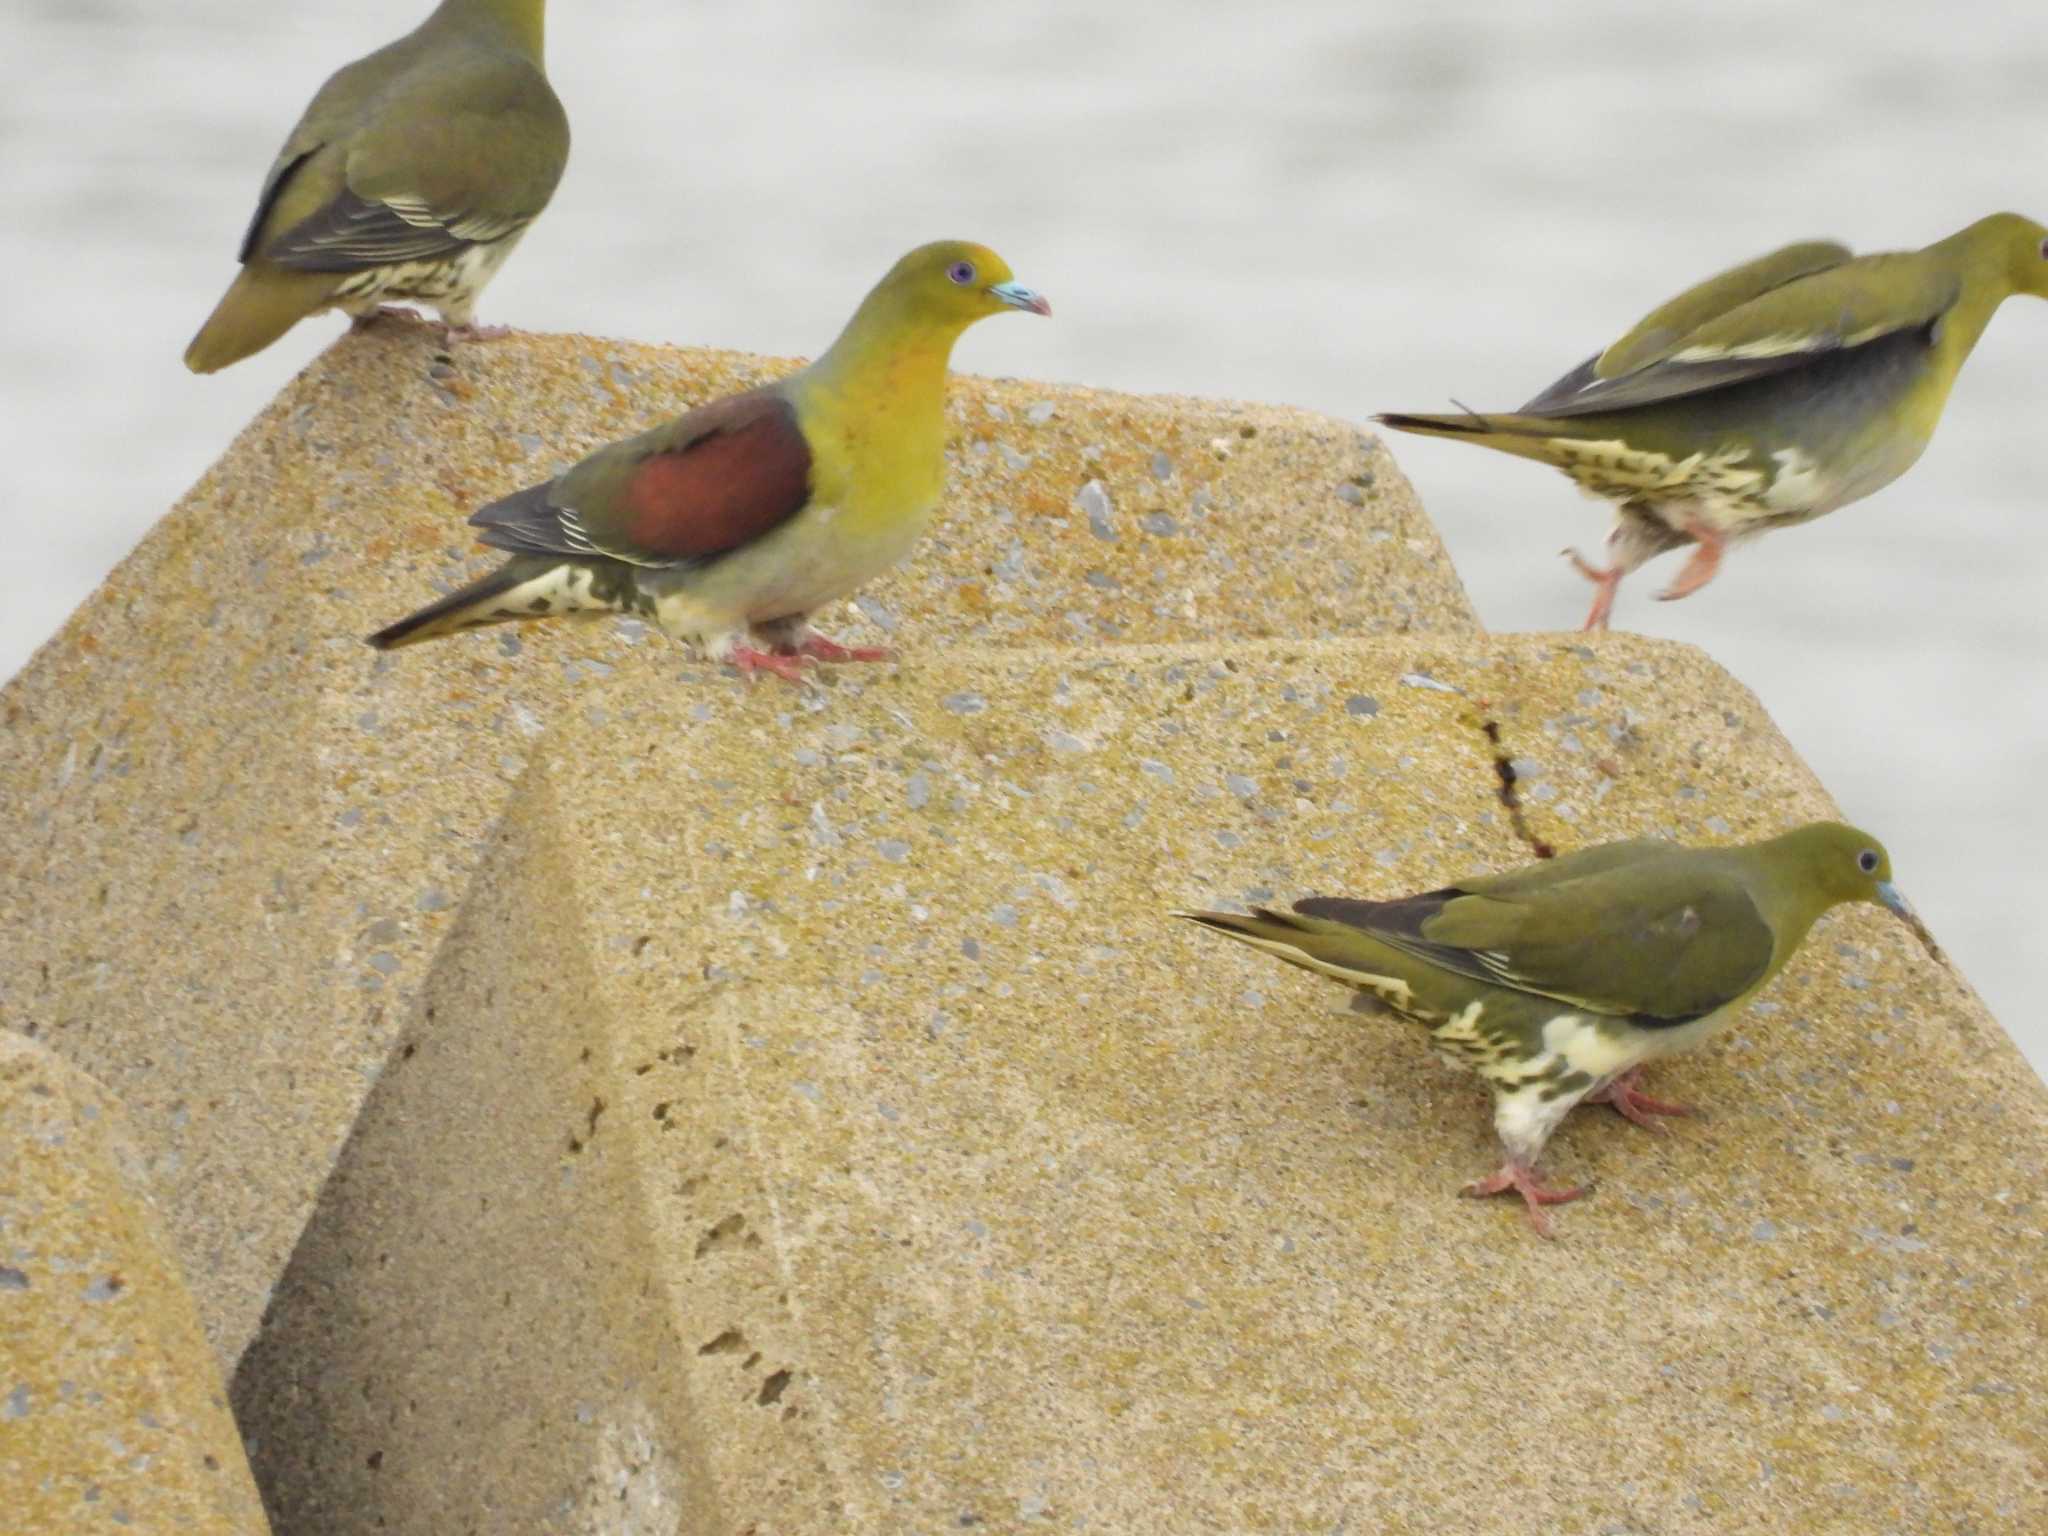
(366, 559, 640, 649)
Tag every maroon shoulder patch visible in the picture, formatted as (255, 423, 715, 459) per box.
(619, 396, 813, 560)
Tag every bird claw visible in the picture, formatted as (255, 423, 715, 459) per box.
(1561, 548, 1621, 631)
(1461, 1160, 1588, 1238)
(1587, 1067, 1694, 1131)
(727, 646, 812, 684)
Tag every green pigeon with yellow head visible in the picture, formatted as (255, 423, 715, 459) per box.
(185, 0, 568, 373)
(1377, 214, 2048, 628)
(367, 239, 1050, 678)
(1176, 822, 1912, 1236)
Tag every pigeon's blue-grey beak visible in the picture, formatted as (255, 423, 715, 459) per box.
(1876, 881, 1913, 920)
(990, 281, 1052, 317)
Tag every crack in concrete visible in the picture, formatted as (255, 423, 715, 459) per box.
(1478, 718, 1555, 860)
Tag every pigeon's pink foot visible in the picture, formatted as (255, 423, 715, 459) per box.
(727, 646, 811, 684)
(791, 634, 893, 664)
(350, 305, 425, 331)
(1461, 1160, 1588, 1238)
(1586, 1067, 1694, 1131)
(444, 321, 512, 344)
(1655, 518, 1726, 602)
(1562, 547, 1622, 632)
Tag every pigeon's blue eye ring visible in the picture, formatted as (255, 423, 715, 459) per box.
(1858, 849, 1879, 874)
(947, 260, 977, 286)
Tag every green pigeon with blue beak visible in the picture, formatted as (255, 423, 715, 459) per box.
(1176, 822, 1912, 1236)
(1377, 213, 2048, 628)
(367, 240, 1049, 678)
(185, 0, 568, 373)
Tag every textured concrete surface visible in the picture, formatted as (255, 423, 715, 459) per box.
(0, 1032, 270, 1534)
(8, 335, 2043, 1531)
(0, 328, 1467, 1364)
(231, 769, 712, 1533)
(230, 635, 2046, 1534)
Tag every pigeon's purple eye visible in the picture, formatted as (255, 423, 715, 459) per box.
(1858, 849, 1879, 874)
(947, 260, 977, 286)
(2039, 236, 2048, 261)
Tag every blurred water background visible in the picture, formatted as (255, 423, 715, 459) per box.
(2, 0, 2043, 1071)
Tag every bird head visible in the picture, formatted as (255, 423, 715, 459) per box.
(1772, 820, 1911, 921)
(443, 0, 549, 58)
(2002, 213, 2048, 299)
(862, 240, 1052, 333)
(1962, 212, 2048, 299)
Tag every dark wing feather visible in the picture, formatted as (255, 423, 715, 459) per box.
(1294, 888, 1539, 1001)
(1520, 354, 1601, 415)
(1521, 253, 1956, 419)
(471, 390, 813, 569)
(265, 188, 509, 272)
(1519, 348, 1831, 416)
(464, 482, 579, 559)
(239, 150, 317, 264)
(1293, 889, 1464, 944)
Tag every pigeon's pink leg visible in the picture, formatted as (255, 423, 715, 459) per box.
(444, 321, 513, 343)
(791, 633, 894, 664)
(760, 620, 893, 664)
(727, 646, 811, 684)
(1461, 1161, 1588, 1238)
(1655, 517, 1727, 602)
(1586, 1067, 1694, 1130)
(1563, 548, 1623, 632)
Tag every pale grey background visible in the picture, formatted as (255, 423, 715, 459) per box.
(2, 1, 2043, 1071)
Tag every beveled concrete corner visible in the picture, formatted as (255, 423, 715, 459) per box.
(0, 329, 1470, 1364)
(0, 1032, 270, 1534)
(229, 635, 2048, 1535)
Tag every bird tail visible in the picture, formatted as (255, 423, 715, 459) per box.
(184, 266, 333, 374)
(367, 560, 582, 650)
(1372, 409, 1570, 464)
(1172, 907, 1417, 1001)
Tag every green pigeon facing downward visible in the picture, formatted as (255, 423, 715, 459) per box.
(185, 0, 568, 373)
(367, 240, 1050, 679)
(1176, 823, 1911, 1235)
(1376, 214, 2048, 629)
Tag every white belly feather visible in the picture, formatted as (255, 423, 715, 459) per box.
(651, 497, 936, 659)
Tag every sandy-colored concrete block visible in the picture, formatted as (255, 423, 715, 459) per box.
(231, 636, 2047, 1534)
(231, 769, 724, 1534)
(0, 1032, 269, 1533)
(0, 333, 1467, 1362)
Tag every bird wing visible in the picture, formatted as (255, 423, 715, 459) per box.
(1451, 837, 1676, 896)
(470, 390, 815, 569)
(1523, 240, 1853, 411)
(1295, 860, 1775, 1024)
(237, 149, 320, 266)
(1521, 245, 1955, 418)
(254, 56, 568, 273)
(231, 42, 397, 264)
